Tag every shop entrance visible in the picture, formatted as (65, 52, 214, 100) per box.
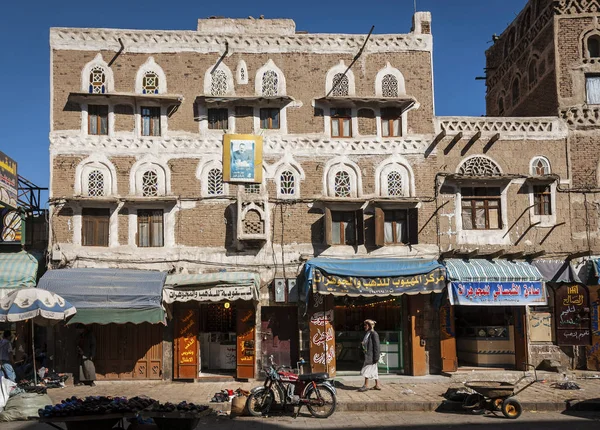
(261, 306, 299, 370)
(455, 306, 518, 369)
(199, 303, 237, 375)
(333, 297, 403, 374)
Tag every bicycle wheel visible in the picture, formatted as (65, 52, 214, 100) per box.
(306, 383, 337, 418)
(246, 390, 274, 417)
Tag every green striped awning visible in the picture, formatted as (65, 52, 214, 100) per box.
(0, 251, 41, 299)
(444, 259, 542, 283)
(163, 272, 260, 303)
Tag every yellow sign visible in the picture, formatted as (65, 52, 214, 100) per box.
(223, 134, 263, 183)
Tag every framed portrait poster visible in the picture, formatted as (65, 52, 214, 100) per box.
(223, 134, 263, 183)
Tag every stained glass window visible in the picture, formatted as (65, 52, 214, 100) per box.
(531, 158, 550, 176)
(142, 72, 159, 94)
(207, 168, 224, 196)
(89, 66, 106, 94)
(280, 170, 295, 196)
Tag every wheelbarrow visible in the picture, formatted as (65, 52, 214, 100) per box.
(462, 364, 540, 419)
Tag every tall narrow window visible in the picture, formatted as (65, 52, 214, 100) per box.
(89, 66, 106, 94)
(386, 171, 403, 197)
(334, 171, 351, 197)
(331, 108, 351, 138)
(586, 75, 600, 104)
(461, 187, 502, 230)
(88, 105, 108, 135)
(82, 208, 110, 246)
(141, 107, 161, 136)
(381, 74, 399, 97)
(331, 73, 349, 96)
(208, 108, 228, 130)
(142, 171, 159, 197)
(512, 79, 520, 105)
(533, 185, 552, 216)
(381, 107, 402, 137)
(207, 168, 224, 196)
(331, 211, 356, 245)
(498, 97, 505, 115)
(262, 70, 279, 96)
(528, 60, 538, 88)
(211, 69, 228, 96)
(142, 72, 159, 94)
(137, 209, 164, 247)
(260, 108, 280, 129)
(279, 170, 296, 196)
(384, 209, 408, 244)
(87, 170, 105, 197)
(588, 36, 600, 58)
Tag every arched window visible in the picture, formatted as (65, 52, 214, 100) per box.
(207, 168, 224, 196)
(89, 66, 106, 94)
(382, 74, 399, 97)
(87, 170, 105, 197)
(331, 73, 349, 97)
(531, 157, 551, 176)
(279, 171, 296, 196)
(237, 60, 248, 85)
(211, 69, 228, 96)
(243, 209, 264, 235)
(387, 171, 403, 197)
(458, 156, 502, 176)
(512, 78, 520, 105)
(334, 170, 352, 197)
(498, 96, 505, 115)
(142, 171, 159, 196)
(142, 72, 159, 94)
(262, 70, 279, 96)
(528, 60, 538, 88)
(588, 35, 600, 58)
(377, 161, 412, 197)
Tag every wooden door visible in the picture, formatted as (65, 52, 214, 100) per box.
(440, 300, 458, 372)
(408, 295, 427, 376)
(236, 302, 256, 379)
(174, 308, 200, 379)
(587, 286, 600, 370)
(513, 307, 528, 370)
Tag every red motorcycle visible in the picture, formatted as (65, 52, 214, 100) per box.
(246, 356, 337, 418)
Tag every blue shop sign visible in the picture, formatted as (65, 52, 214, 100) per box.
(449, 281, 547, 306)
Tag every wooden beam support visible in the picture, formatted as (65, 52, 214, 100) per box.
(443, 132, 463, 155)
(425, 129, 447, 158)
(483, 133, 501, 153)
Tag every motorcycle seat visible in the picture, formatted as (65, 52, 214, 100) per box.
(299, 372, 329, 381)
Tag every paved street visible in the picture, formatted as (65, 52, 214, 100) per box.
(3, 411, 600, 430)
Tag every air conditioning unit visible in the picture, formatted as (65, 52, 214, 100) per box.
(287, 279, 298, 303)
(274, 278, 286, 303)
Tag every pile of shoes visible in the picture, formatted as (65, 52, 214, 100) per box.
(145, 401, 209, 413)
(38, 395, 159, 418)
(211, 390, 233, 402)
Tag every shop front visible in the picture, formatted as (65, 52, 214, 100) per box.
(302, 258, 446, 377)
(38, 268, 167, 380)
(162, 272, 259, 380)
(444, 259, 547, 369)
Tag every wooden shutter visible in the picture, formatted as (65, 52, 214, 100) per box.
(236, 302, 256, 379)
(82, 208, 109, 246)
(355, 209, 364, 245)
(408, 208, 419, 245)
(374, 206, 385, 247)
(324, 207, 332, 246)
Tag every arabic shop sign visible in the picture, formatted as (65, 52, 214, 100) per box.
(556, 284, 591, 346)
(312, 268, 445, 296)
(163, 285, 256, 303)
(0, 151, 18, 209)
(449, 281, 547, 306)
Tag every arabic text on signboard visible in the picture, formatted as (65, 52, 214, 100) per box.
(165, 286, 255, 303)
(556, 284, 591, 346)
(449, 281, 547, 306)
(0, 151, 18, 209)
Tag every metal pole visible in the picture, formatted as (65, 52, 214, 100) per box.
(32, 319, 37, 385)
(414, 0, 417, 13)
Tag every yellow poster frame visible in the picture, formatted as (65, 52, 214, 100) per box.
(223, 134, 263, 183)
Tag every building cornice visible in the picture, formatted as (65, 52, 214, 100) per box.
(555, 0, 600, 15)
(435, 116, 568, 140)
(50, 28, 432, 54)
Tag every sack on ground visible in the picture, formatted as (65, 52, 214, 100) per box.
(0, 377, 17, 412)
(0, 393, 52, 422)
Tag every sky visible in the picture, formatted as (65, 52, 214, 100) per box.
(0, 0, 528, 202)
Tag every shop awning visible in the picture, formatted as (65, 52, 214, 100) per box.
(303, 258, 445, 298)
(0, 251, 42, 300)
(163, 272, 260, 303)
(444, 259, 546, 306)
(532, 259, 588, 283)
(37, 268, 166, 325)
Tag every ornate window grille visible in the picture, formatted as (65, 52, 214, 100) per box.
(387, 171, 403, 196)
(334, 171, 351, 197)
(262, 70, 279, 96)
(87, 170, 105, 197)
(459, 157, 501, 177)
(207, 168, 224, 196)
(89, 66, 106, 94)
(382, 74, 399, 97)
(244, 184, 261, 194)
(280, 170, 295, 196)
(243, 209, 264, 235)
(142, 72, 159, 94)
(531, 158, 550, 176)
(331, 73, 349, 96)
(211, 69, 228, 96)
(240, 67, 245, 81)
(142, 171, 159, 196)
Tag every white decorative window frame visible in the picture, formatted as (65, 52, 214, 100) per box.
(325, 61, 356, 96)
(135, 101, 168, 138)
(454, 181, 511, 246)
(71, 203, 119, 247)
(529, 156, 551, 176)
(321, 104, 358, 138)
(255, 59, 286, 96)
(375, 155, 415, 197)
(456, 154, 503, 176)
(135, 57, 168, 94)
(374, 62, 406, 96)
(269, 154, 306, 199)
(80, 103, 116, 138)
(198, 105, 234, 135)
(323, 157, 362, 198)
(196, 157, 230, 197)
(204, 61, 235, 96)
(528, 181, 557, 228)
(236, 60, 248, 85)
(130, 157, 171, 196)
(81, 53, 115, 93)
(376, 107, 409, 138)
(581, 26, 600, 60)
(127, 202, 176, 248)
(74, 154, 117, 196)
(252, 105, 288, 135)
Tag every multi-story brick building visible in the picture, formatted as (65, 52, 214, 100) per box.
(45, 6, 595, 381)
